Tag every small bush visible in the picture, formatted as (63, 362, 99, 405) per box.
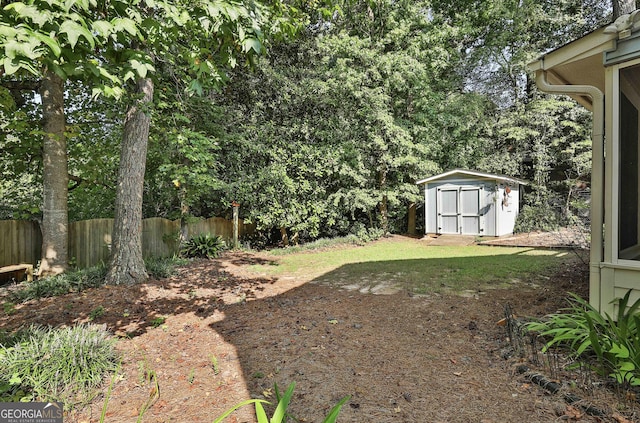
(0, 324, 118, 407)
(10, 264, 107, 303)
(354, 226, 384, 243)
(10, 256, 186, 302)
(181, 233, 226, 259)
(146, 255, 189, 279)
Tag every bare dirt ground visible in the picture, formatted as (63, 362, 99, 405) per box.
(1, 235, 639, 423)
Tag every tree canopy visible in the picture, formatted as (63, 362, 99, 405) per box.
(0, 0, 616, 253)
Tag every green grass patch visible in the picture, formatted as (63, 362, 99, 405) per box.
(249, 238, 576, 295)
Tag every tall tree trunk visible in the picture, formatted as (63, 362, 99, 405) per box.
(39, 70, 68, 276)
(379, 195, 388, 234)
(378, 169, 389, 234)
(407, 202, 417, 235)
(178, 185, 189, 245)
(613, 0, 636, 19)
(105, 77, 153, 285)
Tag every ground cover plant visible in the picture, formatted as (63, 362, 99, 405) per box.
(6, 256, 187, 303)
(0, 324, 117, 408)
(0, 236, 638, 422)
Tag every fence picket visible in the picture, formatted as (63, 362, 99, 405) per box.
(0, 217, 254, 270)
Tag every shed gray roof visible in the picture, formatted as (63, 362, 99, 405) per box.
(415, 169, 528, 186)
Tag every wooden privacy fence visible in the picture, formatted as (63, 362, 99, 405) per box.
(0, 220, 41, 269)
(0, 217, 255, 269)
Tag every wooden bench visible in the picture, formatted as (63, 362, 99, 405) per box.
(0, 264, 34, 284)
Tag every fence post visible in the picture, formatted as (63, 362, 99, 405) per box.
(407, 202, 417, 235)
(232, 201, 240, 249)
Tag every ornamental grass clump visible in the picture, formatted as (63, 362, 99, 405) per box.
(0, 324, 118, 407)
(526, 290, 640, 386)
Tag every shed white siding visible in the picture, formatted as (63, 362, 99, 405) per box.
(417, 170, 525, 237)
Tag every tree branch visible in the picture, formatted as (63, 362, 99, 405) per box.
(68, 173, 113, 191)
(1, 79, 42, 108)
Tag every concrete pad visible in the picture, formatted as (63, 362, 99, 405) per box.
(421, 235, 477, 246)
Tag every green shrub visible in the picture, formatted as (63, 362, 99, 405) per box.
(354, 226, 384, 243)
(181, 233, 226, 259)
(0, 324, 118, 407)
(10, 256, 187, 302)
(514, 203, 561, 233)
(10, 264, 107, 302)
(145, 255, 189, 279)
(526, 290, 640, 386)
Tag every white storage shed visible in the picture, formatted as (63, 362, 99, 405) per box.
(416, 169, 527, 237)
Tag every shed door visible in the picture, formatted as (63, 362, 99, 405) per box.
(437, 187, 483, 235)
(438, 188, 459, 234)
(460, 188, 481, 235)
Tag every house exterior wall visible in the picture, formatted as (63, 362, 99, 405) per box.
(600, 58, 640, 317)
(528, 15, 640, 316)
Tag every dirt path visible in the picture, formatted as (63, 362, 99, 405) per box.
(0, 239, 637, 423)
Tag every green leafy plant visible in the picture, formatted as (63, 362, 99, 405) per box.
(213, 382, 349, 423)
(150, 316, 166, 328)
(145, 255, 189, 279)
(2, 302, 16, 315)
(210, 354, 219, 375)
(10, 264, 107, 302)
(89, 306, 105, 321)
(526, 290, 640, 386)
(8, 256, 187, 303)
(0, 373, 31, 402)
(181, 233, 226, 259)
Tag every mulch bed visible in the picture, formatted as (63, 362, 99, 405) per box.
(0, 238, 637, 422)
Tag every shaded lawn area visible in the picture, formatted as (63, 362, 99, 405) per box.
(251, 237, 574, 294)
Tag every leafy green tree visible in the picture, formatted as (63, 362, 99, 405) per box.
(100, 0, 287, 285)
(0, 0, 130, 275)
(65, 82, 120, 221)
(2, 0, 301, 281)
(191, 0, 495, 239)
(144, 93, 223, 242)
(0, 84, 41, 220)
(206, 40, 342, 242)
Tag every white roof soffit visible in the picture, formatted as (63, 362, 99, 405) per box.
(527, 27, 617, 110)
(416, 169, 527, 185)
